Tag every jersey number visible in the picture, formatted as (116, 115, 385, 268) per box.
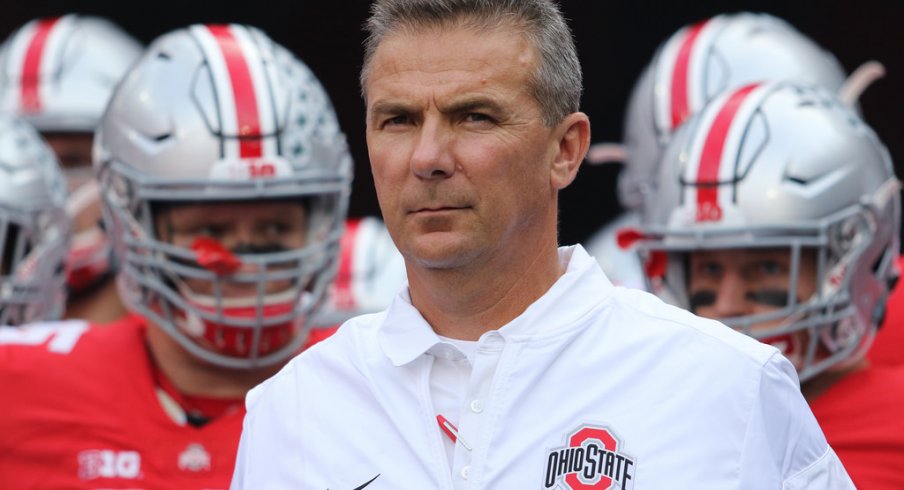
(0, 322, 89, 354)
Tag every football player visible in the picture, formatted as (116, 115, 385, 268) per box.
(582, 12, 869, 290)
(0, 14, 143, 322)
(630, 81, 904, 488)
(0, 23, 352, 487)
(0, 113, 70, 326)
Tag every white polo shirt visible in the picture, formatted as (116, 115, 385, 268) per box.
(232, 246, 853, 490)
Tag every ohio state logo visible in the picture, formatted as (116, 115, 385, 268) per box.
(544, 424, 636, 490)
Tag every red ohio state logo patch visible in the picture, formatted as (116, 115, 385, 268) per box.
(544, 424, 636, 490)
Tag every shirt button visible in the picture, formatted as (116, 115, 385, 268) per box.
(460, 465, 470, 480)
(469, 400, 484, 413)
(481, 332, 504, 349)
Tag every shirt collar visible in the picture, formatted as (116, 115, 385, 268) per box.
(378, 286, 444, 366)
(377, 245, 613, 366)
(497, 245, 613, 340)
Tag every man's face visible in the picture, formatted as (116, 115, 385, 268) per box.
(154, 200, 308, 298)
(687, 247, 818, 361)
(364, 26, 559, 270)
(42, 132, 96, 232)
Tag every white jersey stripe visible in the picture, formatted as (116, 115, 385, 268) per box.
(190, 25, 241, 159)
(229, 25, 279, 157)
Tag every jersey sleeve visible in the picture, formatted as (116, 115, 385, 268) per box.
(738, 351, 855, 489)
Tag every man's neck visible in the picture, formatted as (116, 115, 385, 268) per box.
(407, 241, 564, 341)
(802, 357, 868, 402)
(64, 276, 129, 324)
(145, 324, 282, 399)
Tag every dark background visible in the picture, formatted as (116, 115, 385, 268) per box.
(2, 1, 901, 245)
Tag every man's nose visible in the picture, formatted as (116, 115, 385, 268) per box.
(710, 272, 752, 319)
(410, 118, 455, 180)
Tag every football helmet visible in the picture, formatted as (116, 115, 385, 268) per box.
(0, 14, 142, 132)
(0, 15, 143, 292)
(94, 24, 352, 369)
(618, 12, 848, 211)
(633, 82, 900, 381)
(312, 217, 405, 327)
(0, 114, 71, 325)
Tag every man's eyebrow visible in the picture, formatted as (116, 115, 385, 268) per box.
(368, 100, 416, 117)
(440, 97, 505, 116)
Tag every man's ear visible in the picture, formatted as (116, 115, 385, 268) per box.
(550, 112, 590, 190)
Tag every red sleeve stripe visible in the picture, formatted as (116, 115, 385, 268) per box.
(694, 83, 761, 222)
(19, 17, 61, 113)
(205, 25, 263, 158)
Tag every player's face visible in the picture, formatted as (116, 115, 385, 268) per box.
(42, 132, 96, 232)
(154, 200, 308, 298)
(365, 26, 560, 270)
(687, 247, 818, 363)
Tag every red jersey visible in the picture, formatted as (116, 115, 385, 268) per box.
(809, 363, 904, 489)
(0, 316, 336, 489)
(870, 256, 904, 366)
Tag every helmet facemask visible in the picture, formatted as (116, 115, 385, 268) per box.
(641, 190, 897, 382)
(101, 156, 348, 370)
(0, 203, 70, 325)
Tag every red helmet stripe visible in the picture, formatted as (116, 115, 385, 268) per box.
(333, 219, 362, 311)
(20, 17, 61, 112)
(696, 83, 760, 220)
(206, 25, 262, 158)
(669, 20, 708, 129)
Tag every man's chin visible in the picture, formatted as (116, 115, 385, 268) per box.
(405, 233, 481, 270)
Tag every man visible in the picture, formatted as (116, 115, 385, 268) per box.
(232, 2, 852, 488)
(0, 23, 351, 488)
(630, 81, 904, 488)
(0, 14, 143, 323)
(0, 113, 70, 325)
(581, 12, 861, 290)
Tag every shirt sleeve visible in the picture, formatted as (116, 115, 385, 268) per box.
(229, 385, 262, 490)
(738, 352, 855, 489)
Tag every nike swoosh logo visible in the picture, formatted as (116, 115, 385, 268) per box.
(326, 473, 381, 490)
(353, 474, 380, 489)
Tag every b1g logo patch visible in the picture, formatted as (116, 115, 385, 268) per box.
(77, 449, 142, 480)
(544, 424, 636, 490)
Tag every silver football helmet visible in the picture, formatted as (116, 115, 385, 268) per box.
(618, 12, 849, 211)
(0, 14, 143, 292)
(94, 24, 352, 369)
(633, 82, 900, 381)
(0, 14, 142, 132)
(0, 114, 71, 325)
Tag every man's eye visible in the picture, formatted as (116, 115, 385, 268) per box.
(694, 262, 723, 278)
(262, 222, 291, 235)
(196, 225, 227, 237)
(464, 113, 493, 123)
(382, 115, 410, 127)
(758, 261, 786, 275)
